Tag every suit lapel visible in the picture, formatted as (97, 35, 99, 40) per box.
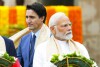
(24, 33, 31, 62)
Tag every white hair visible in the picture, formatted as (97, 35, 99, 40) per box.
(49, 12, 66, 28)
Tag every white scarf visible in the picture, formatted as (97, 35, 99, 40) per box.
(0, 36, 6, 54)
(34, 24, 50, 49)
(9, 27, 30, 48)
(9, 24, 50, 49)
(46, 36, 79, 61)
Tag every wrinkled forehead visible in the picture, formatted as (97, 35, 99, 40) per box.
(56, 15, 70, 25)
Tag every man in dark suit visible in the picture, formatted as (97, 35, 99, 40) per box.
(0, 36, 22, 67)
(0, 36, 16, 57)
(17, 2, 50, 67)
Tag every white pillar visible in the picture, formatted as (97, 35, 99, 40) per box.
(24, 0, 37, 5)
(3, 0, 16, 6)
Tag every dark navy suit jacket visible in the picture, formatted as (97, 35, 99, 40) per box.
(17, 33, 32, 67)
(3, 36, 17, 57)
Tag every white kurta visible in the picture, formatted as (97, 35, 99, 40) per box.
(0, 36, 6, 54)
(33, 37, 90, 67)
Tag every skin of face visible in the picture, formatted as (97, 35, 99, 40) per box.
(26, 9, 44, 33)
(51, 15, 73, 41)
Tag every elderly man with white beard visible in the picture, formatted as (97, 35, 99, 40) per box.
(33, 12, 91, 67)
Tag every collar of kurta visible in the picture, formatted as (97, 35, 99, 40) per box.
(0, 36, 6, 54)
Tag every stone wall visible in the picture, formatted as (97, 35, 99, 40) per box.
(77, 0, 100, 66)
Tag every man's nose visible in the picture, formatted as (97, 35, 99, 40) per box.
(67, 25, 72, 31)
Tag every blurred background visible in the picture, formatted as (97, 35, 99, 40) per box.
(0, 0, 100, 66)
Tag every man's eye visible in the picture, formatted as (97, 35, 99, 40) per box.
(63, 24, 68, 27)
(30, 16, 34, 18)
(26, 16, 35, 19)
(69, 24, 72, 26)
(60, 24, 67, 27)
(61, 23, 72, 27)
(26, 16, 28, 18)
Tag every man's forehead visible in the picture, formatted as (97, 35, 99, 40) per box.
(57, 15, 69, 21)
(58, 20, 71, 25)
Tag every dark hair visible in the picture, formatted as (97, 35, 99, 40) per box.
(26, 2, 47, 23)
(0, 0, 4, 5)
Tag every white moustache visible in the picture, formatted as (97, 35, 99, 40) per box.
(66, 31, 72, 35)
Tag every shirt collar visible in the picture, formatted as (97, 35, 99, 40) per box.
(31, 30, 40, 38)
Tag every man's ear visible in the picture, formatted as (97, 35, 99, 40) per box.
(50, 26, 56, 35)
(40, 16, 44, 22)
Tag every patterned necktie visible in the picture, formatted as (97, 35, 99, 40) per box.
(29, 34, 36, 67)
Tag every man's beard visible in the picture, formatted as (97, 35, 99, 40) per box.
(65, 33, 73, 40)
(55, 28, 73, 40)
